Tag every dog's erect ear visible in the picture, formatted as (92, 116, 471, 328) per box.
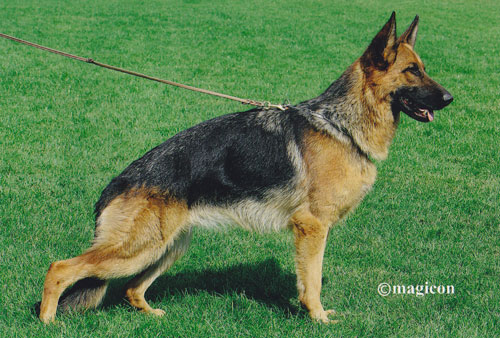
(398, 15, 419, 48)
(360, 11, 398, 71)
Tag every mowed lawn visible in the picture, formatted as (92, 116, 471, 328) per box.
(1, 0, 499, 336)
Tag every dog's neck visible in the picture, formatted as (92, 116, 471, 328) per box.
(297, 62, 400, 160)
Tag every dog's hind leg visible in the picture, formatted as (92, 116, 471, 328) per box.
(39, 192, 189, 323)
(39, 253, 100, 323)
(124, 229, 192, 315)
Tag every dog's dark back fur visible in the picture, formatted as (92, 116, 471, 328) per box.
(95, 109, 312, 215)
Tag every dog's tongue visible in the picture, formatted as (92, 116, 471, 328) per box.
(419, 108, 434, 122)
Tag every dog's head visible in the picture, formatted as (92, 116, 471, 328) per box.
(360, 12, 453, 122)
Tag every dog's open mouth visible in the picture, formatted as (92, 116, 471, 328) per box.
(399, 96, 434, 122)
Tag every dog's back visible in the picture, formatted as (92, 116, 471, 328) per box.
(96, 109, 307, 230)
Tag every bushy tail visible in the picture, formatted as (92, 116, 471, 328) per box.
(58, 278, 108, 312)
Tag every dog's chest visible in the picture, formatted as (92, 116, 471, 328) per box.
(302, 130, 377, 224)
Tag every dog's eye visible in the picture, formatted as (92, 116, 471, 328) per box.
(404, 63, 422, 77)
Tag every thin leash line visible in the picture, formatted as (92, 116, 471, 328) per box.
(0, 32, 288, 111)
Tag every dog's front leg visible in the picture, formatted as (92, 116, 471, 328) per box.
(291, 210, 336, 323)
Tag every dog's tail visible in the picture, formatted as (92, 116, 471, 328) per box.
(58, 277, 108, 313)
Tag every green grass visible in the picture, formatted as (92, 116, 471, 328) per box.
(1, 0, 499, 336)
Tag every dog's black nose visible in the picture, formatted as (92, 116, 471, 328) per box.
(442, 92, 453, 105)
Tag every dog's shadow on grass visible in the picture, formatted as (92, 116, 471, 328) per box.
(103, 258, 302, 318)
(32, 258, 303, 319)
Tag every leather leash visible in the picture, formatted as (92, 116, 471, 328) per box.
(0, 32, 288, 111)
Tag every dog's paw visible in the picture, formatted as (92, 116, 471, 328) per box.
(149, 308, 166, 317)
(40, 316, 66, 327)
(311, 309, 339, 324)
(39, 313, 56, 324)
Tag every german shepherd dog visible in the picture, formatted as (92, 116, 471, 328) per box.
(40, 12, 453, 323)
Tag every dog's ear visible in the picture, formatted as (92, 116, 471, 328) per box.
(398, 15, 419, 48)
(360, 11, 397, 71)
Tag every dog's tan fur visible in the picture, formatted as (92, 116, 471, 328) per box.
(290, 130, 377, 321)
(40, 189, 191, 322)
